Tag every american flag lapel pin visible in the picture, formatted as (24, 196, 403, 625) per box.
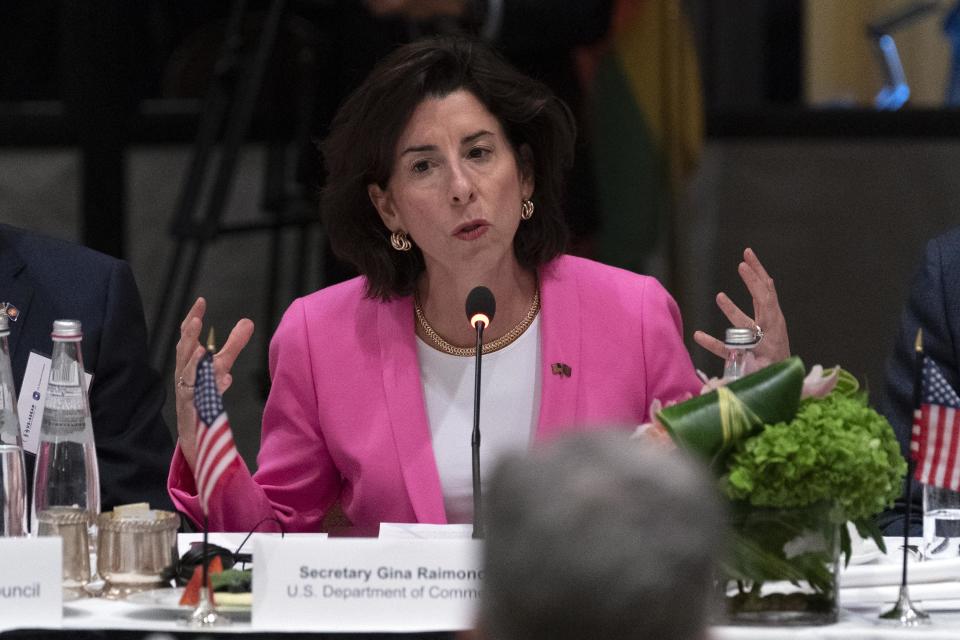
(551, 362, 572, 378)
(1, 303, 18, 322)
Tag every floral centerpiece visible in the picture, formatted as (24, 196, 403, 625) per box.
(654, 357, 907, 625)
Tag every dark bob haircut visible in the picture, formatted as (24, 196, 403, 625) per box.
(320, 36, 576, 300)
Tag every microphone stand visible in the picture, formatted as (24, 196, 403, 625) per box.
(472, 320, 485, 539)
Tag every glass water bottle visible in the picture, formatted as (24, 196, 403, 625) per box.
(32, 320, 100, 541)
(723, 327, 758, 380)
(0, 314, 27, 536)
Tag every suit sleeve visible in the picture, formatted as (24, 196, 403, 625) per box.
(252, 298, 341, 529)
(90, 260, 175, 511)
(168, 298, 340, 532)
(877, 234, 960, 534)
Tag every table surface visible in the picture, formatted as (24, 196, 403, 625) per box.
(22, 597, 958, 639)
(4, 535, 960, 638)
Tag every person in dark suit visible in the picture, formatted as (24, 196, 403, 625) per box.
(877, 226, 960, 534)
(0, 223, 174, 511)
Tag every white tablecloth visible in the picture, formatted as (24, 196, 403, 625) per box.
(0, 594, 941, 638)
(33, 593, 960, 639)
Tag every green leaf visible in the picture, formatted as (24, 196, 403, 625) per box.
(658, 357, 806, 462)
(853, 517, 887, 554)
(833, 368, 860, 396)
(840, 522, 852, 567)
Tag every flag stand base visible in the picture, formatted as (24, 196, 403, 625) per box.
(880, 585, 930, 626)
(184, 587, 231, 628)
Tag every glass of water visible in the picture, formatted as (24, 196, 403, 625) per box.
(923, 483, 960, 559)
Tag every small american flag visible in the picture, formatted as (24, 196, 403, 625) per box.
(194, 351, 241, 514)
(914, 357, 960, 489)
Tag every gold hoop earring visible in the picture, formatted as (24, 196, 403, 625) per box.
(520, 199, 535, 220)
(390, 230, 412, 252)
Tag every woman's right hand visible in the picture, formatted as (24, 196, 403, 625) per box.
(692, 248, 790, 372)
(174, 297, 254, 473)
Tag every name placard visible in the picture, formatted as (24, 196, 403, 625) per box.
(251, 536, 482, 632)
(0, 537, 62, 630)
(378, 522, 473, 539)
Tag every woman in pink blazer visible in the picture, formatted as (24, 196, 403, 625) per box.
(169, 37, 789, 533)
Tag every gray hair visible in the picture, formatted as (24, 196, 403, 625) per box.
(480, 432, 723, 640)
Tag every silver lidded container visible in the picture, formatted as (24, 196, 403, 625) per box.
(97, 509, 179, 599)
(36, 505, 91, 598)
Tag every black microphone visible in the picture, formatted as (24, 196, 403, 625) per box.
(466, 286, 495, 330)
(465, 286, 495, 539)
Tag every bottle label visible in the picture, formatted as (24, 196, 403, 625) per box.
(40, 408, 86, 436)
(40, 386, 86, 436)
(49, 360, 80, 387)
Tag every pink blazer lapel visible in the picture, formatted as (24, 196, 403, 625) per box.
(536, 259, 581, 439)
(377, 296, 447, 523)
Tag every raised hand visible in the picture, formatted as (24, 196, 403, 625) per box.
(693, 248, 790, 372)
(174, 297, 254, 472)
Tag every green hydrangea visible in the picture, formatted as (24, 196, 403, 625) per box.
(724, 391, 906, 523)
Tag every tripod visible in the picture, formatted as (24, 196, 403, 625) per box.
(149, 0, 324, 379)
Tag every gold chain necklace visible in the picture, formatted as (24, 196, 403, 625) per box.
(415, 288, 541, 357)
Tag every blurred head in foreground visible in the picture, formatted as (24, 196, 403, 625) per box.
(476, 433, 722, 640)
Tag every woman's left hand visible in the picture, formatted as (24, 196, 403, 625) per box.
(693, 248, 790, 370)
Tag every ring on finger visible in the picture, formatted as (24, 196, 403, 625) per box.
(176, 376, 195, 391)
(753, 324, 764, 343)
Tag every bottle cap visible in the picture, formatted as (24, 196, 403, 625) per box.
(52, 319, 83, 340)
(724, 327, 756, 346)
(0, 314, 7, 335)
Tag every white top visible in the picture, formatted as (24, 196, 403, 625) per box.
(417, 315, 542, 523)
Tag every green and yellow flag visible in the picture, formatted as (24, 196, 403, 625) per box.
(582, 0, 704, 274)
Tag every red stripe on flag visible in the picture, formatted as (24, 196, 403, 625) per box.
(931, 405, 946, 485)
(200, 449, 240, 513)
(197, 421, 234, 489)
(917, 405, 960, 491)
(198, 426, 233, 487)
(198, 436, 237, 511)
(936, 408, 956, 487)
(195, 416, 220, 476)
(946, 408, 960, 491)
(195, 414, 239, 513)
(919, 405, 939, 485)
